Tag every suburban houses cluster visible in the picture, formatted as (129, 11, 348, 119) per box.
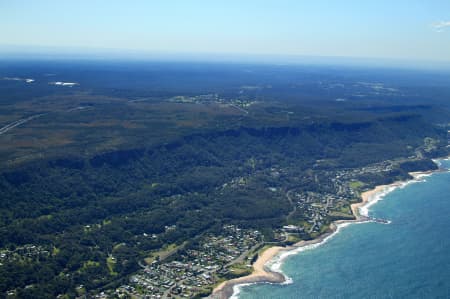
(94, 159, 413, 298)
(106, 225, 261, 298)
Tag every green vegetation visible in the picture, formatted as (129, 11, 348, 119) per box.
(144, 243, 178, 264)
(349, 180, 365, 190)
(0, 61, 449, 298)
(106, 256, 118, 276)
(227, 263, 253, 278)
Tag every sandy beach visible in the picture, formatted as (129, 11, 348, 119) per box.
(350, 183, 403, 219)
(211, 246, 285, 299)
(210, 168, 441, 299)
(352, 185, 386, 217)
(409, 170, 437, 179)
(210, 186, 388, 299)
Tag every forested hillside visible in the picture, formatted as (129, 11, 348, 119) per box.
(0, 112, 447, 298)
(1, 61, 449, 298)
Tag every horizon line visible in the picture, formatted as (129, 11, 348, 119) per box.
(1, 44, 450, 71)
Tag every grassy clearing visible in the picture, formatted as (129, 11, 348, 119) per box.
(349, 180, 365, 190)
(228, 262, 252, 277)
(287, 234, 302, 243)
(106, 256, 118, 276)
(144, 243, 178, 264)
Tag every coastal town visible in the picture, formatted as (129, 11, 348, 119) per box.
(89, 156, 422, 299)
(0, 154, 434, 299)
(3, 4, 450, 297)
(94, 225, 262, 298)
(1, 150, 439, 299)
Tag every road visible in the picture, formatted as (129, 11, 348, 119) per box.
(285, 189, 297, 221)
(0, 114, 46, 136)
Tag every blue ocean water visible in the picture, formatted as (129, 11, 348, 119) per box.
(238, 160, 450, 299)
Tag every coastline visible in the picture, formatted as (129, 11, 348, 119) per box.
(211, 246, 285, 299)
(209, 167, 442, 299)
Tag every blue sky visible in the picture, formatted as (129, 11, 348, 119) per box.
(1, 0, 450, 62)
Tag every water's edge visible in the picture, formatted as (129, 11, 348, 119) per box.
(213, 158, 449, 299)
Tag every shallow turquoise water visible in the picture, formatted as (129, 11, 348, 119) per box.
(238, 160, 450, 299)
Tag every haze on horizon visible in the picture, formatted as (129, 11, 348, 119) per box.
(1, 0, 450, 64)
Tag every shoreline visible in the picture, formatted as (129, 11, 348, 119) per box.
(211, 246, 286, 299)
(209, 167, 443, 299)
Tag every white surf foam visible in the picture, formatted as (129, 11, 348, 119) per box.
(230, 165, 446, 298)
(263, 221, 357, 290)
(230, 283, 256, 299)
(359, 176, 429, 218)
(359, 184, 402, 217)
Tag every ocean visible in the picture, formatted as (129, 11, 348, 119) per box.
(236, 159, 450, 299)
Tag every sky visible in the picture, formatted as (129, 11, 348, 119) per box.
(1, 0, 450, 63)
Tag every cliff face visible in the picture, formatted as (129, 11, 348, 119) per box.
(0, 113, 447, 298)
(3, 115, 446, 186)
